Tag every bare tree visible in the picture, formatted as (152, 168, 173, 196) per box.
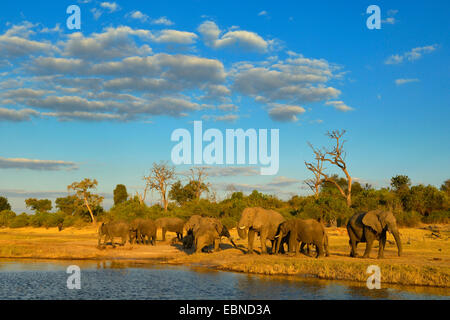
(187, 167, 210, 200)
(305, 130, 353, 207)
(143, 161, 176, 211)
(304, 142, 324, 199)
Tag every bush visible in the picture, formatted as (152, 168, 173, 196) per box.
(9, 213, 30, 228)
(422, 210, 450, 224)
(395, 211, 422, 227)
(0, 210, 16, 227)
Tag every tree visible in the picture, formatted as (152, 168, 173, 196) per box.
(68, 178, 104, 224)
(0, 196, 11, 212)
(113, 184, 128, 205)
(304, 152, 324, 199)
(440, 179, 450, 196)
(169, 181, 196, 206)
(390, 175, 411, 192)
(186, 167, 210, 200)
(143, 161, 176, 211)
(305, 130, 353, 207)
(25, 198, 52, 213)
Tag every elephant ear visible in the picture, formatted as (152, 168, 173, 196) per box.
(362, 211, 383, 234)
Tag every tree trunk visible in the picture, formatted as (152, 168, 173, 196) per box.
(83, 196, 96, 224)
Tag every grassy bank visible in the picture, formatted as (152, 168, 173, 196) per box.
(0, 225, 449, 288)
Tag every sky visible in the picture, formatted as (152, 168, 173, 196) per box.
(0, 0, 449, 213)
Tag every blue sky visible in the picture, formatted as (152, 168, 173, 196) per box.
(0, 0, 449, 212)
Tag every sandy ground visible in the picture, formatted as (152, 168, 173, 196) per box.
(0, 225, 449, 288)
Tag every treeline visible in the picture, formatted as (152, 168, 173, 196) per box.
(0, 175, 449, 229)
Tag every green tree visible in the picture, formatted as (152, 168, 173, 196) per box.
(68, 178, 104, 224)
(55, 195, 79, 215)
(169, 181, 196, 206)
(113, 184, 128, 205)
(0, 210, 16, 227)
(390, 175, 411, 192)
(440, 179, 450, 196)
(0, 196, 11, 212)
(25, 198, 52, 213)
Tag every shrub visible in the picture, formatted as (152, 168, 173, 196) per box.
(9, 213, 30, 228)
(0, 210, 16, 227)
(421, 210, 450, 224)
(395, 211, 422, 227)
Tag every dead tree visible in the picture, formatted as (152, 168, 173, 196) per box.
(305, 130, 353, 207)
(187, 167, 210, 200)
(143, 161, 176, 211)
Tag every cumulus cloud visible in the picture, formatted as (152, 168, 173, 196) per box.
(0, 157, 78, 171)
(202, 113, 239, 123)
(206, 166, 260, 177)
(100, 2, 120, 13)
(198, 21, 269, 52)
(395, 78, 419, 85)
(151, 17, 174, 26)
(385, 45, 437, 64)
(268, 104, 305, 122)
(127, 10, 149, 22)
(151, 30, 198, 44)
(325, 100, 354, 112)
(0, 107, 40, 121)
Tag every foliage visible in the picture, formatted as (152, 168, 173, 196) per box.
(68, 178, 104, 223)
(0, 210, 16, 227)
(9, 213, 30, 228)
(113, 184, 128, 205)
(0, 196, 11, 212)
(25, 198, 52, 213)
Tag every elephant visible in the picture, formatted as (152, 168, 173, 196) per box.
(98, 221, 130, 247)
(186, 216, 236, 250)
(275, 218, 329, 258)
(237, 207, 285, 254)
(347, 210, 402, 259)
(194, 222, 235, 253)
(130, 218, 156, 245)
(184, 215, 203, 233)
(155, 217, 185, 241)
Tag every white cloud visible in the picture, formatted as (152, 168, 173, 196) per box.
(268, 104, 305, 122)
(128, 10, 149, 22)
(151, 17, 174, 26)
(385, 45, 437, 64)
(0, 107, 40, 121)
(202, 113, 239, 123)
(258, 11, 268, 16)
(91, 8, 102, 20)
(395, 78, 419, 85)
(198, 21, 269, 52)
(325, 100, 354, 112)
(151, 30, 198, 44)
(100, 2, 120, 13)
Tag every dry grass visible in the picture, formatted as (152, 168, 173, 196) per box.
(0, 224, 449, 288)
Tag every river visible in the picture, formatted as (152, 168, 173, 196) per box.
(0, 260, 448, 300)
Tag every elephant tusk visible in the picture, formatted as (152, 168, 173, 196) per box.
(274, 234, 280, 238)
(239, 226, 246, 229)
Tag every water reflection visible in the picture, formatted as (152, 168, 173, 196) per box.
(0, 259, 448, 300)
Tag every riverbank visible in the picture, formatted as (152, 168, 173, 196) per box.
(0, 225, 449, 288)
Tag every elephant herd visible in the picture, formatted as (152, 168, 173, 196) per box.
(98, 207, 402, 259)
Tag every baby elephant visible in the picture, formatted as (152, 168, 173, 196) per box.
(182, 230, 194, 249)
(275, 218, 329, 258)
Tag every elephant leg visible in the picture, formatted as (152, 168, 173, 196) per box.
(378, 232, 386, 259)
(363, 230, 374, 258)
(162, 228, 166, 241)
(260, 232, 268, 254)
(214, 239, 220, 252)
(315, 241, 324, 258)
(247, 229, 256, 254)
(348, 227, 359, 257)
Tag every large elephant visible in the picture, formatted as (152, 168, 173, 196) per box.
(130, 218, 156, 245)
(98, 221, 129, 247)
(347, 210, 402, 259)
(275, 218, 329, 258)
(155, 217, 185, 241)
(237, 207, 285, 254)
(185, 216, 236, 250)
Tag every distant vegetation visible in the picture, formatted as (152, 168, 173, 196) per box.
(0, 175, 449, 230)
(0, 130, 449, 229)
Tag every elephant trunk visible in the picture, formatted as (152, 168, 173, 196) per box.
(237, 224, 248, 239)
(392, 230, 402, 256)
(229, 236, 237, 248)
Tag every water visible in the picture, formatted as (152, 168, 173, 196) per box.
(0, 260, 448, 300)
